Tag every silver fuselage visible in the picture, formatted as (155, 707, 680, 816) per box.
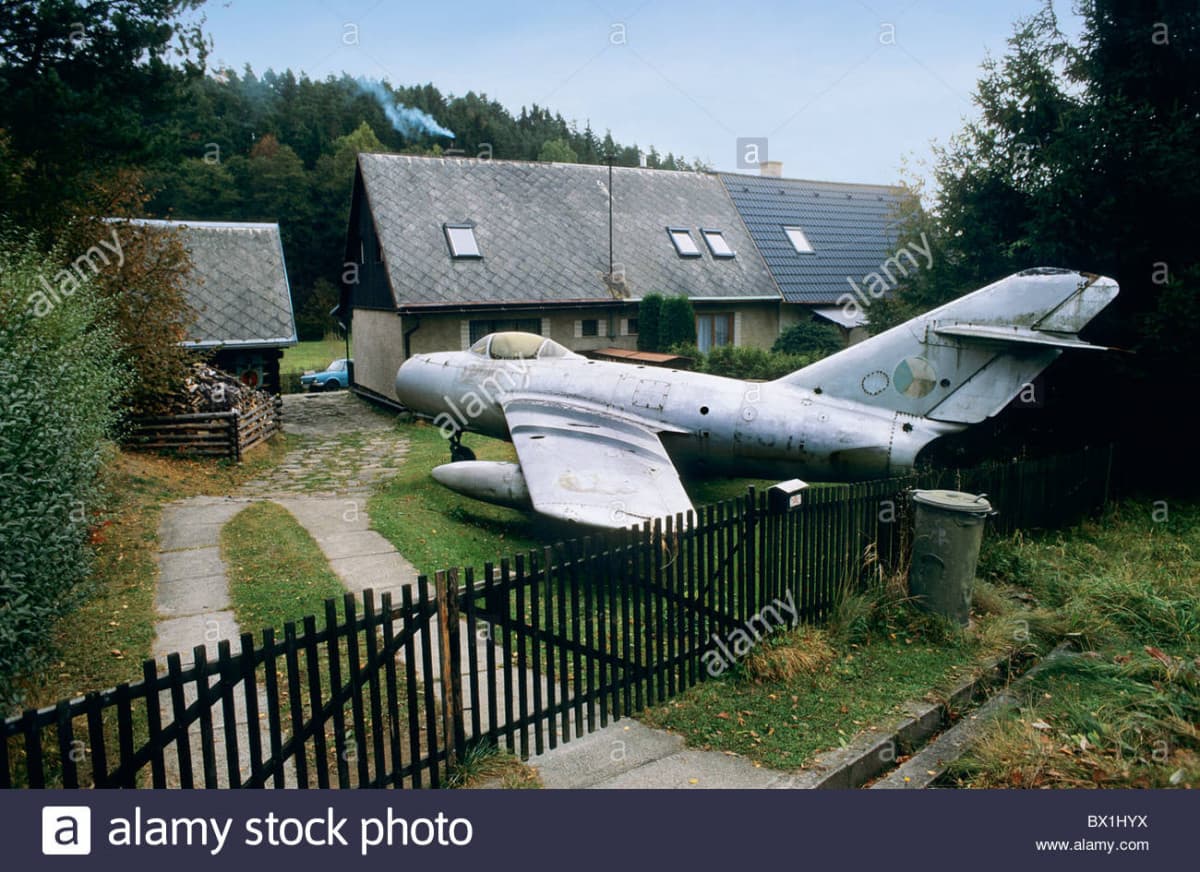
(395, 351, 959, 482)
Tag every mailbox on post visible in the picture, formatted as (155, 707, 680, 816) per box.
(768, 479, 810, 514)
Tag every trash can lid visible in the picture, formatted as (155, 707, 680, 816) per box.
(910, 489, 994, 514)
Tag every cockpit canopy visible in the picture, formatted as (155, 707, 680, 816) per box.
(469, 332, 580, 360)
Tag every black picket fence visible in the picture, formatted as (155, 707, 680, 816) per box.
(2, 445, 1116, 788)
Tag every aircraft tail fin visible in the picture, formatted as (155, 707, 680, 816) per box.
(775, 269, 1119, 425)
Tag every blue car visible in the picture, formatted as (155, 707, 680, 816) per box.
(301, 358, 351, 391)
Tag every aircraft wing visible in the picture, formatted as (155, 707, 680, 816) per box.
(501, 395, 694, 528)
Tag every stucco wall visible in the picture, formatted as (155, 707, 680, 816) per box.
(355, 300, 783, 400)
(406, 314, 465, 357)
(691, 300, 781, 349)
(351, 308, 406, 400)
(403, 307, 638, 357)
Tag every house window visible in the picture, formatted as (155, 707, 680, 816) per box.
(667, 227, 701, 257)
(468, 318, 540, 345)
(696, 313, 735, 353)
(701, 229, 735, 258)
(580, 318, 599, 337)
(626, 318, 638, 335)
(783, 226, 814, 254)
(444, 223, 481, 258)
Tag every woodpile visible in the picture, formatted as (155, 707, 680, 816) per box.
(157, 362, 277, 417)
(125, 363, 282, 460)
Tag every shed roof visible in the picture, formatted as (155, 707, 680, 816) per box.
(121, 219, 298, 348)
(717, 173, 909, 305)
(588, 347, 694, 367)
(355, 154, 780, 308)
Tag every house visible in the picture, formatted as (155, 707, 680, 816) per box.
(339, 154, 782, 403)
(717, 168, 909, 344)
(338, 154, 908, 404)
(129, 219, 298, 392)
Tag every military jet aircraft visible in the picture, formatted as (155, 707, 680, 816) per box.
(394, 269, 1118, 529)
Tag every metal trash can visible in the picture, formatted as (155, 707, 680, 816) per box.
(908, 490, 995, 626)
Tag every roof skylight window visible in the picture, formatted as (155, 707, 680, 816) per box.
(783, 226, 814, 254)
(701, 229, 735, 258)
(444, 223, 481, 258)
(667, 227, 701, 257)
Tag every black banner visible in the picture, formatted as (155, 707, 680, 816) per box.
(6, 789, 1190, 870)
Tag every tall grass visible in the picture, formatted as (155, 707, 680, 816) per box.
(949, 503, 1200, 788)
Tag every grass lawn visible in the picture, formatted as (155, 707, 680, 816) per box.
(282, 336, 349, 375)
(12, 437, 293, 711)
(640, 498, 1200, 785)
(369, 419, 782, 578)
(640, 603, 1009, 771)
(945, 500, 1200, 788)
(222, 501, 346, 635)
(370, 422, 542, 578)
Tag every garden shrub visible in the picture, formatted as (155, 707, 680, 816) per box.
(672, 343, 816, 381)
(0, 235, 127, 708)
(772, 319, 844, 357)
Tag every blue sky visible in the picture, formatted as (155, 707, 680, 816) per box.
(193, 0, 1081, 187)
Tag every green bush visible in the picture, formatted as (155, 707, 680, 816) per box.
(0, 235, 128, 708)
(637, 294, 663, 352)
(772, 319, 844, 356)
(660, 296, 697, 349)
(673, 343, 815, 381)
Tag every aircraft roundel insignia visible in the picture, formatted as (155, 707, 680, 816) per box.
(893, 357, 936, 398)
(861, 370, 890, 395)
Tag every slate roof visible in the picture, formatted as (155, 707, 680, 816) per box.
(124, 219, 298, 347)
(356, 154, 779, 308)
(717, 173, 909, 305)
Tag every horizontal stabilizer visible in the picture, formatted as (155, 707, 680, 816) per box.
(931, 322, 1111, 351)
(773, 269, 1119, 426)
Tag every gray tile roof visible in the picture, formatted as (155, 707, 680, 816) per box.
(125, 219, 297, 347)
(358, 155, 779, 307)
(718, 173, 909, 304)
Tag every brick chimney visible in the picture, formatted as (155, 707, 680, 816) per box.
(759, 160, 783, 177)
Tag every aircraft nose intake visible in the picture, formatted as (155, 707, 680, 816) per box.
(394, 356, 434, 408)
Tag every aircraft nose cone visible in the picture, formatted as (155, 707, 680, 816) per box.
(394, 355, 432, 408)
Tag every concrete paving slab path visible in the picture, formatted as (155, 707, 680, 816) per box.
(528, 720, 792, 789)
(151, 495, 288, 787)
(146, 393, 416, 787)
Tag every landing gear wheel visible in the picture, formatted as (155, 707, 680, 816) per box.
(449, 433, 476, 463)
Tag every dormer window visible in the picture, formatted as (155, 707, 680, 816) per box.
(701, 229, 734, 258)
(444, 223, 481, 259)
(667, 227, 701, 257)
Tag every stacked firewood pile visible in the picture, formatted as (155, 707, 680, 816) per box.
(126, 363, 282, 460)
(156, 362, 277, 417)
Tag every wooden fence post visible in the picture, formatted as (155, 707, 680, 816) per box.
(229, 411, 241, 462)
(435, 569, 466, 770)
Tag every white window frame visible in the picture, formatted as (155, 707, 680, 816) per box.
(783, 225, 814, 254)
(701, 228, 735, 258)
(667, 226, 701, 257)
(444, 223, 482, 259)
